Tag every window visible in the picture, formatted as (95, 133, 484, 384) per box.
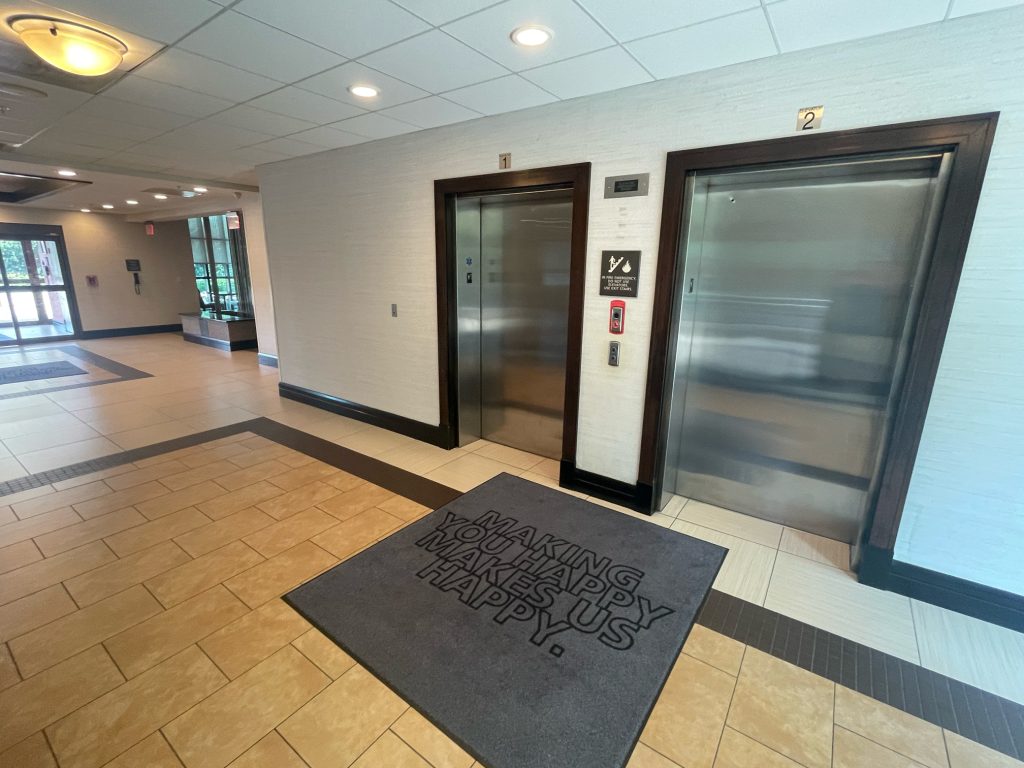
(188, 213, 253, 314)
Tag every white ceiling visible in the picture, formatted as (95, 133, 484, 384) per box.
(0, 155, 256, 216)
(0, 0, 1020, 193)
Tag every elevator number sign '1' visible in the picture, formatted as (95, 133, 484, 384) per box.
(600, 250, 640, 297)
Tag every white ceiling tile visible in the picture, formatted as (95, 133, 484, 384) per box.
(626, 8, 776, 79)
(949, 0, 1024, 16)
(286, 126, 369, 148)
(101, 76, 233, 118)
(117, 141, 203, 162)
(51, 114, 166, 142)
(443, 0, 614, 70)
(246, 136, 327, 157)
(36, 126, 137, 151)
(43, 0, 223, 43)
(769, 0, 948, 52)
(71, 98, 196, 131)
(248, 87, 366, 124)
(297, 62, 430, 109)
(93, 152, 174, 172)
(578, 0, 761, 41)
(391, 0, 502, 25)
(328, 112, 418, 139)
(132, 49, 282, 101)
(234, 0, 430, 58)
(148, 120, 273, 150)
(178, 11, 345, 82)
(443, 74, 556, 115)
(378, 96, 483, 128)
(15, 139, 110, 161)
(210, 105, 316, 136)
(227, 146, 293, 166)
(521, 46, 651, 99)
(360, 30, 509, 92)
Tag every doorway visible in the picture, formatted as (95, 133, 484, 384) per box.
(455, 189, 573, 459)
(661, 152, 951, 543)
(434, 163, 591, 461)
(638, 114, 997, 575)
(0, 224, 79, 345)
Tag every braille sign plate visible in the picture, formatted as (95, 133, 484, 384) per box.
(600, 250, 641, 297)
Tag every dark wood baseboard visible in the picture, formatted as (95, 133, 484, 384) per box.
(257, 353, 278, 368)
(279, 382, 454, 448)
(79, 323, 182, 339)
(860, 544, 1024, 632)
(559, 461, 653, 513)
(182, 333, 258, 351)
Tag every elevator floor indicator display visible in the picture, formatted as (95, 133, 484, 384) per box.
(600, 250, 641, 297)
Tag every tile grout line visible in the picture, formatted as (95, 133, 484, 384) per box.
(6, 419, 1024, 763)
(711, 644, 745, 767)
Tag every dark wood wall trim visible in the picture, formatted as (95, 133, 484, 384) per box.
(181, 333, 257, 351)
(279, 381, 452, 448)
(79, 323, 183, 339)
(638, 114, 1004, 616)
(559, 461, 654, 512)
(433, 163, 591, 462)
(257, 352, 279, 368)
(861, 548, 1024, 632)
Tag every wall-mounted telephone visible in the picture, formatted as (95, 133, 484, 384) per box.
(125, 259, 141, 295)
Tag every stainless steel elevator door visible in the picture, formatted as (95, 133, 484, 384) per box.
(662, 153, 951, 543)
(455, 189, 572, 459)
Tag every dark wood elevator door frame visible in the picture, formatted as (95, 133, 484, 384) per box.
(637, 114, 1009, 624)
(433, 163, 591, 464)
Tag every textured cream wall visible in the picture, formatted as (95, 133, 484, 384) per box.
(236, 196, 277, 356)
(0, 206, 196, 331)
(258, 9, 1024, 593)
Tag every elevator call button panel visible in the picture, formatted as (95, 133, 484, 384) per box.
(609, 300, 625, 334)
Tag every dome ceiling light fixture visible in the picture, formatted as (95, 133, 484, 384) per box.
(348, 84, 378, 98)
(8, 15, 128, 77)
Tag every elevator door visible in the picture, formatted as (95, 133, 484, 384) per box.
(661, 152, 951, 543)
(455, 189, 572, 459)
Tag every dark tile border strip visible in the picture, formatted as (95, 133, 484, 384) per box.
(0, 344, 151, 401)
(0, 417, 461, 512)
(696, 589, 1024, 761)
(0, 417, 1020, 762)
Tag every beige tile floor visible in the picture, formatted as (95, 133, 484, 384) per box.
(1, 432, 1019, 768)
(0, 339, 1019, 712)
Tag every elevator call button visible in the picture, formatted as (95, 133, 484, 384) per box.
(609, 300, 625, 334)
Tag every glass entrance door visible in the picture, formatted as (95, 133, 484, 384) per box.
(0, 236, 78, 344)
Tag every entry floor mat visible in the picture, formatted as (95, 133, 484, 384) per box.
(285, 472, 726, 768)
(0, 359, 86, 384)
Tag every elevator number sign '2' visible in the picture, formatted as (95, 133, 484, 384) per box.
(600, 250, 641, 298)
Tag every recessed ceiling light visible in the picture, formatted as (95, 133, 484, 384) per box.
(511, 25, 552, 47)
(153, 193, 168, 200)
(348, 85, 379, 99)
(9, 16, 127, 77)
(101, 203, 114, 209)
(193, 186, 207, 193)
(125, 199, 138, 205)
(57, 168, 76, 177)
(80, 208, 90, 213)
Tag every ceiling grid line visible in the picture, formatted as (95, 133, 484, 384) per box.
(0, 0, 1020, 188)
